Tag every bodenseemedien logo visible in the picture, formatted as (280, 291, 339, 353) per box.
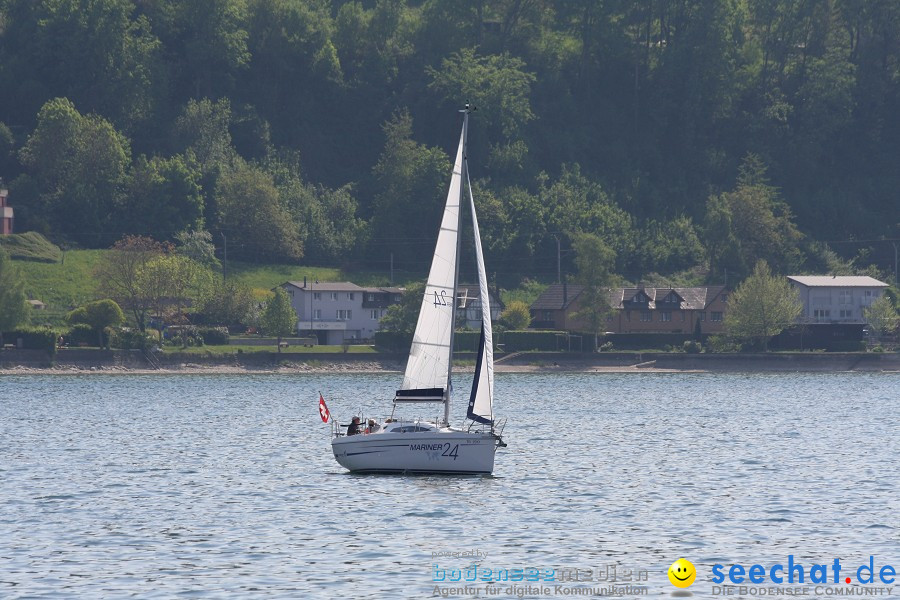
(668, 558, 697, 588)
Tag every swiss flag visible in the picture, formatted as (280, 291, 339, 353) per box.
(318, 393, 330, 423)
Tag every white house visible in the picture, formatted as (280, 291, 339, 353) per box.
(787, 275, 889, 324)
(279, 281, 403, 345)
(455, 284, 503, 330)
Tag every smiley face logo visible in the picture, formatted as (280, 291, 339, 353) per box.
(668, 558, 696, 588)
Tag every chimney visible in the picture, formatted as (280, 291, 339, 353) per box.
(303, 276, 307, 288)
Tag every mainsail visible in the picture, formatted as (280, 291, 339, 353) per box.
(396, 126, 464, 400)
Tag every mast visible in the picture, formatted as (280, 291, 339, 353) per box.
(445, 106, 470, 426)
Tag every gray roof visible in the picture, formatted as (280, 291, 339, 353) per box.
(283, 281, 365, 292)
(530, 284, 586, 310)
(787, 276, 888, 288)
(361, 286, 404, 294)
(618, 286, 727, 310)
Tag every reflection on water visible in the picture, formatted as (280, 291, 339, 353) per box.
(1, 372, 897, 597)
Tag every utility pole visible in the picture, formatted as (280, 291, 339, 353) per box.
(892, 242, 898, 286)
(221, 232, 227, 282)
(555, 236, 561, 284)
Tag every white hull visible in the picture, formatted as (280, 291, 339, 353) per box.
(332, 428, 499, 474)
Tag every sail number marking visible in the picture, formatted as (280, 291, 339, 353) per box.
(409, 442, 459, 460)
(432, 290, 450, 307)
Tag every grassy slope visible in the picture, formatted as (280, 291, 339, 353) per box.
(16, 250, 104, 323)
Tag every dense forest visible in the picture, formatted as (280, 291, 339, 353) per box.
(1, 0, 898, 287)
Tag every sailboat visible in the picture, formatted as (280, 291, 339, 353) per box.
(330, 106, 506, 474)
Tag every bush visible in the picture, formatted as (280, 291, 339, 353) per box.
(374, 330, 412, 352)
(3, 327, 59, 356)
(198, 326, 229, 345)
(66, 323, 95, 346)
(683, 340, 702, 354)
(707, 335, 743, 353)
(111, 329, 154, 350)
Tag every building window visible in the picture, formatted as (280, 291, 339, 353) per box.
(370, 309, 379, 319)
(287, 289, 294, 297)
(711, 312, 723, 322)
(330, 292, 338, 301)
(367, 294, 375, 302)
(680, 311, 685, 321)
(699, 312, 706, 322)
(542, 310, 552, 321)
(640, 310, 652, 322)
(347, 293, 354, 300)
(721, 293, 729, 303)
(660, 311, 672, 322)
(394, 295, 402, 302)
(814, 309, 831, 319)
(839, 309, 852, 318)
(839, 290, 852, 304)
(313, 309, 321, 319)
(313, 292, 321, 300)
(336, 309, 352, 320)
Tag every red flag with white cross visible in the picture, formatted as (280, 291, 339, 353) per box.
(318, 393, 330, 423)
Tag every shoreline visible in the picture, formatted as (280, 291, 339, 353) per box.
(2, 356, 898, 376)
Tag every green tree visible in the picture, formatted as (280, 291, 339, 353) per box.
(16, 98, 131, 247)
(704, 155, 804, 280)
(0, 0, 163, 131)
(214, 159, 303, 262)
(124, 154, 204, 240)
(139, 254, 215, 338)
(379, 281, 423, 336)
(864, 295, 899, 342)
(0, 247, 30, 346)
(500, 300, 531, 330)
(172, 98, 235, 178)
(95, 235, 170, 332)
(370, 111, 449, 268)
(724, 260, 802, 351)
(570, 232, 618, 349)
(175, 230, 221, 271)
(427, 48, 536, 141)
(66, 299, 125, 348)
(199, 280, 255, 327)
(260, 286, 297, 351)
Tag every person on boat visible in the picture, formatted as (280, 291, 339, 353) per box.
(365, 419, 380, 434)
(346, 416, 361, 436)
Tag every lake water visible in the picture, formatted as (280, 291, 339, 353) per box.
(1, 372, 898, 598)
